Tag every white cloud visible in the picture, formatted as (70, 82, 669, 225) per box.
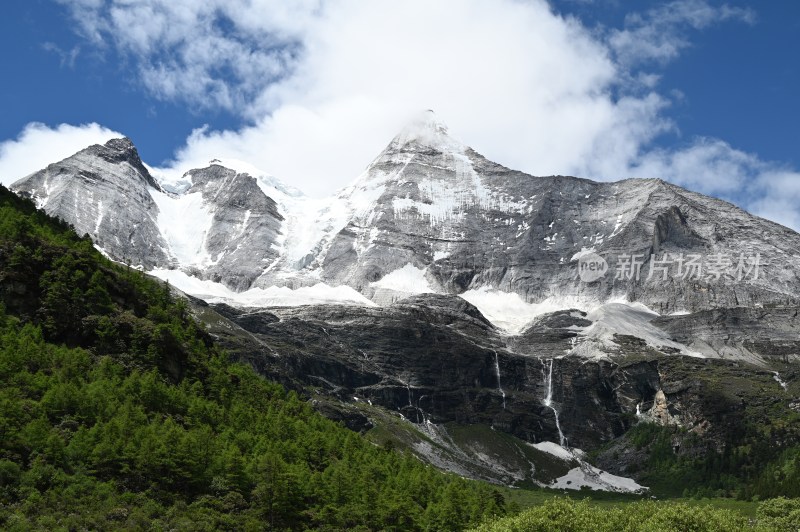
(626, 138, 800, 230)
(150, 0, 647, 196)
(748, 171, 800, 231)
(41, 42, 81, 69)
(608, 0, 755, 66)
(631, 138, 759, 196)
(4, 0, 798, 231)
(55, 0, 317, 113)
(0, 122, 123, 187)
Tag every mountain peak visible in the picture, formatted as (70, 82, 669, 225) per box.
(389, 110, 465, 154)
(94, 137, 141, 164)
(91, 137, 161, 190)
(104, 136, 136, 151)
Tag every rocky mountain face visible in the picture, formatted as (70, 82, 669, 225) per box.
(12, 138, 170, 268)
(172, 165, 284, 291)
(13, 112, 800, 316)
(9, 111, 800, 490)
(13, 143, 285, 290)
(248, 111, 800, 318)
(187, 291, 797, 486)
(301, 114, 662, 301)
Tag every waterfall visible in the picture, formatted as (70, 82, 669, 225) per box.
(493, 350, 506, 410)
(404, 382, 421, 422)
(399, 379, 429, 424)
(773, 372, 789, 391)
(417, 395, 432, 425)
(542, 359, 566, 448)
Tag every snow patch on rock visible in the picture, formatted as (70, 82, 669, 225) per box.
(371, 264, 435, 294)
(551, 465, 646, 493)
(530, 440, 646, 493)
(151, 269, 375, 308)
(573, 301, 703, 358)
(530, 441, 574, 461)
(459, 288, 593, 334)
(151, 189, 214, 266)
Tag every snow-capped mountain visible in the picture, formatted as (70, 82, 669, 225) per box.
(13, 137, 170, 268)
(299, 111, 800, 316)
(11, 110, 800, 336)
(151, 164, 284, 291)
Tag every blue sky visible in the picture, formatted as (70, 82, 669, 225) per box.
(1, 0, 799, 227)
(1, 0, 241, 161)
(554, 0, 800, 167)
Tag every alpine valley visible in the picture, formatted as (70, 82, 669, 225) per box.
(9, 111, 800, 498)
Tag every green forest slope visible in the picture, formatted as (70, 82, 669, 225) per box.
(0, 185, 505, 531)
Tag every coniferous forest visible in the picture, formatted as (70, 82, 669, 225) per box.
(0, 185, 506, 530)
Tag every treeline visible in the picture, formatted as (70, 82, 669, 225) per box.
(618, 420, 800, 500)
(0, 185, 505, 530)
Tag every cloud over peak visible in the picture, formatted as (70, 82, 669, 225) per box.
(0, 122, 123, 186)
(3, 0, 798, 230)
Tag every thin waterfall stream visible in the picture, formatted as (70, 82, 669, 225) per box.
(493, 350, 506, 410)
(542, 359, 566, 448)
